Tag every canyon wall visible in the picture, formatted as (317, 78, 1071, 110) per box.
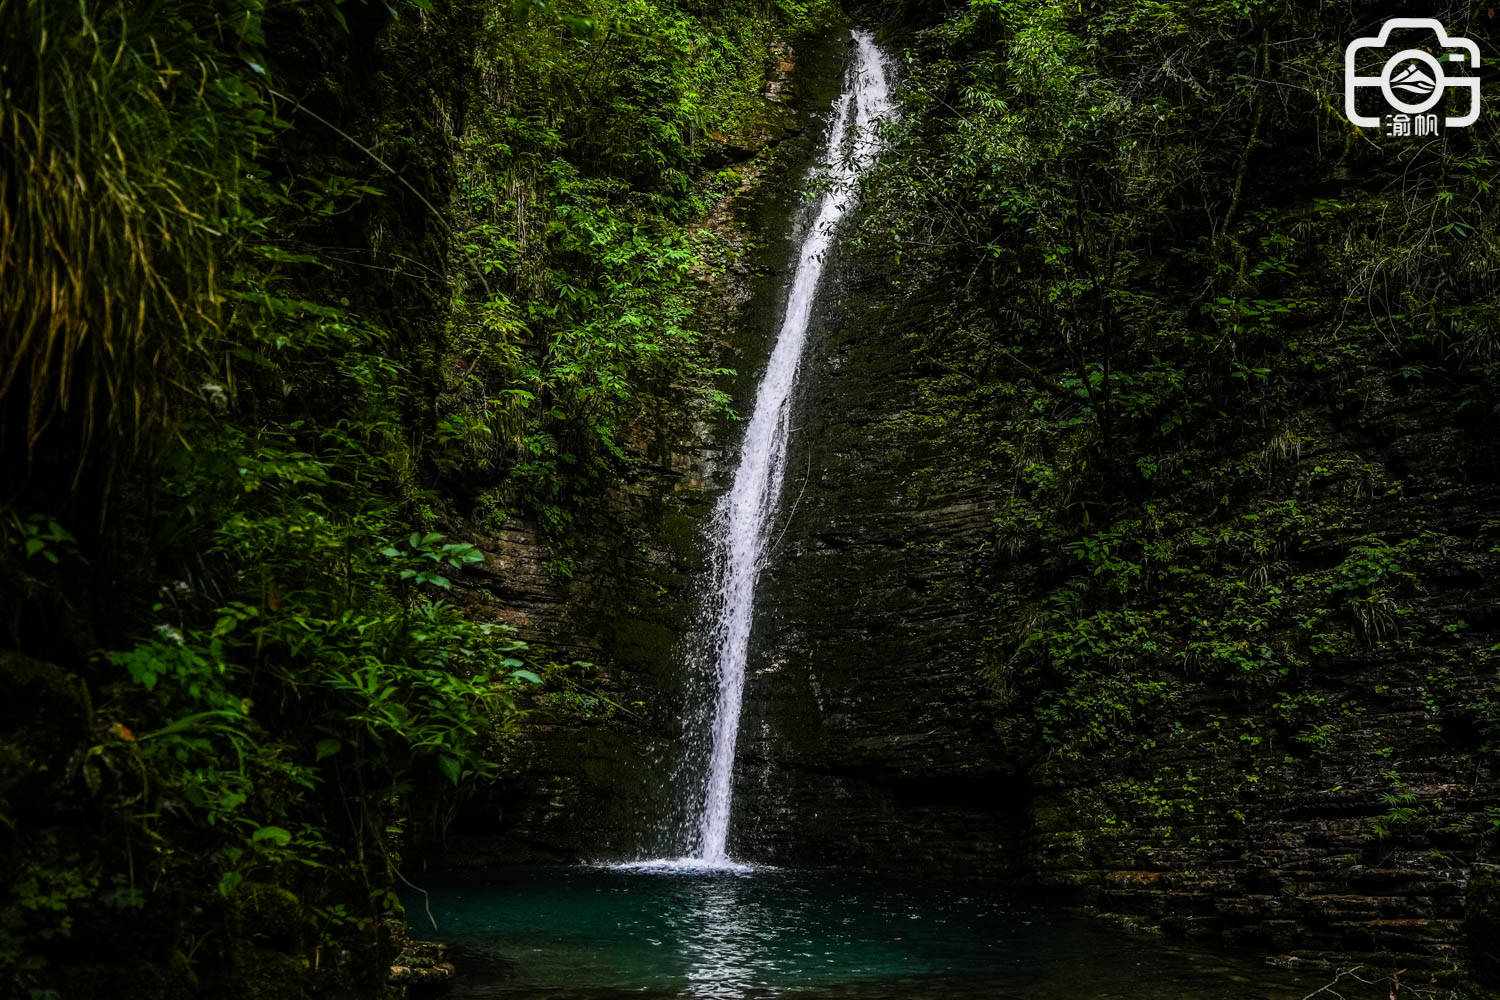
(437, 10, 1500, 991)
(741, 253, 1500, 977)
(431, 29, 853, 866)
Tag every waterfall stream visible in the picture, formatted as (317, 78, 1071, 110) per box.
(637, 30, 894, 870)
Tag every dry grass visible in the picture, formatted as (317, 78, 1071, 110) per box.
(0, 0, 231, 468)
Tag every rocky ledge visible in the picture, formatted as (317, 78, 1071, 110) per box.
(388, 939, 455, 992)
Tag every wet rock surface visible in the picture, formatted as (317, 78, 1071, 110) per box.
(448, 236, 1500, 974)
(425, 28, 855, 868)
(731, 250, 1500, 974)
(389, 940, 455, 991)
(427, 24, 1498, 987)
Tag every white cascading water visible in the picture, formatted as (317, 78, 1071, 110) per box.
(686, 30, 893, 868)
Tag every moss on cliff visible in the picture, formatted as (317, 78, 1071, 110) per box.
(0, 0, 829, 993)
(779, 0, 1500, 973)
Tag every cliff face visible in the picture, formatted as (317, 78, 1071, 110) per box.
(732, 0, 1500, 979)
(430, 28, 854, 866)
(733, 253, 1500, 974)
(455, 5, 1500, 987)
(730, 277, 1031, 874)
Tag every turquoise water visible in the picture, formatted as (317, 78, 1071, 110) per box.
(404, 866, 1335, 999)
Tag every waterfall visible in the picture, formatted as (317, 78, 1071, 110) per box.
(687, 30, 893, 866)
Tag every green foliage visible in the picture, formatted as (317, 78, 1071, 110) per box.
(533, 659, 628, 720)
(383, 533, 487, 590)
(0, 0, 253, 465)
(1367, 769, 1420, 842)
(436, 0, 816, 534)
(1, 0, 826, 989)
(0, 512, 76, 566)
(858, 0, 1500, 857)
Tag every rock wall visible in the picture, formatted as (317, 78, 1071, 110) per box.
(731, 251, 1500, 977)
(428, 17, 1500, 990)
(730, 281, 1030, 873)
(424, 28, 854, 867)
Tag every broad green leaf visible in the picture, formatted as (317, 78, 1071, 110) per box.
(251, 826, 292, 847)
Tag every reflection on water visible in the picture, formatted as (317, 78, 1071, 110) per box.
(681, 874, 750, 997)
(402, 866, 1361, 1000)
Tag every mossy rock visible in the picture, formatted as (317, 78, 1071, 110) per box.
(57, 950, 197, 1000)
(0, 652, 91, 797)
(0, 649, 88, 699)
(0, 651, 90, 728)
(609, 617, 679, 678)
(223, 941, 310, 1000)
(230, 882, 305, 950)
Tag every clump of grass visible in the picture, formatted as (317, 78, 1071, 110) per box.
(0, 0, 242, 470)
